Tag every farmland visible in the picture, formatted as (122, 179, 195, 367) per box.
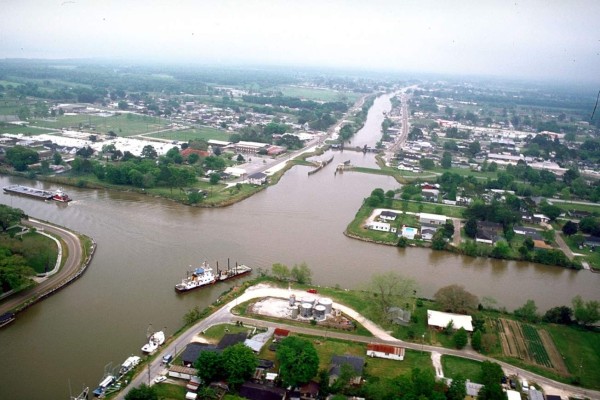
(496, 318, 568, 376)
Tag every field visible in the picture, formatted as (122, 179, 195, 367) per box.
(496, 318, 568, 376)
(0, 122, 53, 135)
(148, 127, 230, 142)
(441, 355, 483, 381)
(276, 85, 361, 103)
(29, 113, 168, 136)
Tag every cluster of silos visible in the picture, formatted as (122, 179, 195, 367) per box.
(288, 294, 333, 321)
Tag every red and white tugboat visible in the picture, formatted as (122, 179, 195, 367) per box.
(52, 188, 72, 202)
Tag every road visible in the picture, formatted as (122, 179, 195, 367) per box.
(0, 218, 84, 315)
(117, 284, 600, 400)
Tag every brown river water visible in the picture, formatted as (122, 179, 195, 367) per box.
(0, 94, 598, 400)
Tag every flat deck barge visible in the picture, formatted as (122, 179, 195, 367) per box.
(3, 185, 54, 200)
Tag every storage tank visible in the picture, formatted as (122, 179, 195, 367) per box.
(289, 294, 296, 306)
(300, 303, 313, 318)
(301, 296, 315, 305)
(290, 305, 299, 319)
(314, 305, 326, 321)
(318, 297, 333, 314)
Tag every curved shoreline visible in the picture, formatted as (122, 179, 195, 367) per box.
(0, 218, 96, 318)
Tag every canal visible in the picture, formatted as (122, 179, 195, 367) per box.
(0, 93, 598, 399)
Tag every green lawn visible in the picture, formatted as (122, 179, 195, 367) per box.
(201, 323, 254, 341)
(0, 122, 53, 135)
(149, 127, 230, 142)
(30, 113, 168, 136)
(441, 355, 483, 381)
(153, 383, 186, 400)
(554, 202, 600, 214)
(0, 230, 58, 274)
(276, 85, 361, 103)
(546, 324, 600, 389)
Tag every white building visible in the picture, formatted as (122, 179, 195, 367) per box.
(427, 310, 473, 332)
(367, 221, 391, 232)
(419, 212, 447, 226)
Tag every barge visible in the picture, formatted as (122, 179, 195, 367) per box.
(3, 184, 72, 202)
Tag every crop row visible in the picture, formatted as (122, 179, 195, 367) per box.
(522, 324, 552, 368)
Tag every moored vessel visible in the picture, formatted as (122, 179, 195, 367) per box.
(119, 356, 141, 376)
(0, 312, 16, 328)
(215, 261, 252, 282)
(174, 262, 216, 292)
(141, 331, 165, 353)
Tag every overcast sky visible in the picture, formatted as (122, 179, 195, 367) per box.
(1, 0, 599, 82)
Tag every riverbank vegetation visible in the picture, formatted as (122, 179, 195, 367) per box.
(0, 205, 61, 296)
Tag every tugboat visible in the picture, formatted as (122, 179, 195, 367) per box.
(0, 312, 16, 328)
(174, 262, 216, 292)
(52, 188, 72, 202)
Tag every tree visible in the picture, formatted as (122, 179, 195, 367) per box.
(434, 284, 479, 314)
(124, 384, 158, 400)
(471, 330, 483, 352)
(539, 202, 561, 221)
(478, 361, 505, 400)
(141, 145, 157, 159)
(221, 343, 257, 389)
(0, 205, 26, 231)
(543, 306, 573, 325)
(442, 220, 455, 239)
(468, 141, 481, 156)
(52, 152, 62, 165)
(420, 158, 435, 170)
(562, 221, 578, 236)
(572, 295, 600, 327)
(441, 151, 452, 169)
(448, 375, 467, 400)
(514, 299, 539, 323)
(5, 145, 39, 171)
(236, 154, 245, 163)
(454, 327, 468, 349)
(431, 230, 447, 250)
(464, 218, 478, 240)
(271, 263, 291, 281)
(209, 173, 221, 185)
(194, 350, 224, 384)
(366, 271, 417, 317)
(276, 336, 319, 388)
(290, 262, 311, 284)
(117, 100, 128, 110)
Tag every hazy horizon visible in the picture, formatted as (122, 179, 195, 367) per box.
(2, 0, 599, 84)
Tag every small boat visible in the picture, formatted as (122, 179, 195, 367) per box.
(52, 188, 72, 202)
(175, 262, 216, 292)
(141, 331, 165, 353)
(92, 375, 114, 397)
(70, 386, 89, 400)
(119, 356, 141, 376)
(0, 312, 16, 328)
(215, 261, 252, 282)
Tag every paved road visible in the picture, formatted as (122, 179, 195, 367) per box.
(117, 285, 600, 399)
(0, 218, 83, 315)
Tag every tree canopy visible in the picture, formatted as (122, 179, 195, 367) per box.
(276, 336, 319, 388)
(434, 284, 479, 314)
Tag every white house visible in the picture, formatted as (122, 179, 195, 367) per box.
(427, 310, 473, 332)
(367, 221, 391, 232)
(419, 212, 447, 226)
(366, 343, 405, 361)
(248, 172, 267, 185)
